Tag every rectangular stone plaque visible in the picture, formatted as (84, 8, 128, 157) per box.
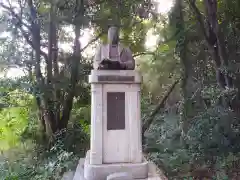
(98, 75, 134, 82)
(107, 92, 125, 130)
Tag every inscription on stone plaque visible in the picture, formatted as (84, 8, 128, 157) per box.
(107, 92, 125, 130)
(98, 75, 134, 82)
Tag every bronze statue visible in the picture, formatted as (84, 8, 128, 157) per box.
(93, 26, 135, 70)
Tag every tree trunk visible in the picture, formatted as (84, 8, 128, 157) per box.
(28, 0, 57, 138)
(203, 0, 232, 88)
(59, 24, 81, 130)
(175, 0, 191, 139)
(28, 0, 47, 134)
(59, 0, 83, 130)
(47, 2, 60, 132)
(188, 0, 232, 89)
(36, 96, 47, 141)
(142, 79, 180, 137)
(7, 0, 85, 141)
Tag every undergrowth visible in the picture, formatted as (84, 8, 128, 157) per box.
(2, 88, 240, 180)
(0, 122, 89, 180)
(144, 108, 240, 180)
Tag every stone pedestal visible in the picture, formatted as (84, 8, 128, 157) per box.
(74, 70, 149, 180)
(84, 151, 148, 180)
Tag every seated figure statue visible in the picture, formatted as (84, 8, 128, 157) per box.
(93, 26, 135, 70)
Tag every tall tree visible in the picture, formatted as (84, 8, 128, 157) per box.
(188, 0, 233, 89)
(0, 0, 158, 141)
(0, 0, 89, 140)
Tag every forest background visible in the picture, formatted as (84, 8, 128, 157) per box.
(1, 0, 240, 179)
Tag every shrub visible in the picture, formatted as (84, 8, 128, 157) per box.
(187, 107, 240, 157)
(0, 122, 89, 180)
(0, 103, 90, 180)
(144, 105, 240, 179)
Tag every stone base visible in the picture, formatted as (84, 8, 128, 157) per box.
(84, 151, 148, 180)
(73, 151, 166, 180)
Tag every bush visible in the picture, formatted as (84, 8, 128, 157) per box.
(0, 143, 80, 180)
(0, 103, 90, 180)
(187, 107, 240, 157)
(144, 105, 240, 179)
(0, 89, 35, 150)
(0, 122, 89, 180)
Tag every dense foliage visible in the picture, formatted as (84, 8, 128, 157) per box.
(1, 0, 240, 179)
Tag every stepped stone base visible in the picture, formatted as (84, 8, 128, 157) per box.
(73, 151, 167, 180)
(106, 172, 133, 180)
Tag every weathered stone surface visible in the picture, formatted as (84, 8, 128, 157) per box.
(61, 171, 74, 180)
(84, 151, 148, 180)
(73, 159, 86, 180)
(89, 70, 142, 84)
(89, 70, 142, 164)
(72, 156, 168, 180)
(107, 172, 133, 180)
(70, 69, 167, 180)
(98, 75, 134, 82)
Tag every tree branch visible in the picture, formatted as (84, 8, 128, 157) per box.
(0, 3, 31, 31)
(133, 52, 155, 58)
(80, 31, 104, 52)
(19, 26, 48, 61)
(0, 3, 48, 62)
(187, 0, 210, 43)
(142, 79, 180, 136)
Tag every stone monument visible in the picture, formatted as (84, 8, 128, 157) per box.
(73, 26, 164, 180)
(93, 26, 135, 70)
